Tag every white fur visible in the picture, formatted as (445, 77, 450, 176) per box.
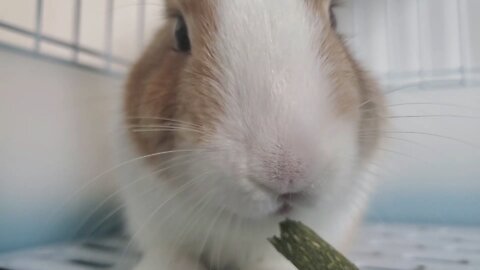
(119, 1, 377, 270)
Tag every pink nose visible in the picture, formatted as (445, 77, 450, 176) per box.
(279, 192, 305, 202)
(256, 154, 309, 195)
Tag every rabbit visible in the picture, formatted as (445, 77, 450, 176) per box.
(118, 0, 386, 269)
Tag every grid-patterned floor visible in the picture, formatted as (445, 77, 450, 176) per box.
(0, 223, 479, 270)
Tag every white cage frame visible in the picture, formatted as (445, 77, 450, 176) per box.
(0, 0, 479, 89)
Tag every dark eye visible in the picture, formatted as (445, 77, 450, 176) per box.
(174, 16, 191, 52)
(329, 1, 338, 29)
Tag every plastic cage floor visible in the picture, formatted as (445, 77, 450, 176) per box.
(0, 223, 479, 270)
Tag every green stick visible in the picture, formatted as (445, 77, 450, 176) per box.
(269, 220, 359, 270)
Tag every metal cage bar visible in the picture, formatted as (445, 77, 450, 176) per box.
(0, 21, 129, 66)
(457, 0, 468, 86)
(137, 0, 146, 51)
(416, 0, 425, 89)
(34, 0, 44, 52)
(72, 0, 82, 62)
(105, 0, 115, 72)
(0, 0, 479, 87)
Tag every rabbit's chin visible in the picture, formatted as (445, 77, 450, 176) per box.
(124, 176, 368, 270)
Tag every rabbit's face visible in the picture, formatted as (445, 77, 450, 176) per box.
(125, 0, 386, 219)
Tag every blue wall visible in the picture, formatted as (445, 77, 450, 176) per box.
(367, 188, 480, 226)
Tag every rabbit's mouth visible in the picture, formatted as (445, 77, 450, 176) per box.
(273, 192, 310, 216)
(275, 202, 293, 216)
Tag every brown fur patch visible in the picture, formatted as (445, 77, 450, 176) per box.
(305, 0, 386, 160)
(301, 0, 363, 119)
(306, 0, 341, 15)
(305, 0, 331, 18)
(125, 0, 222, 157)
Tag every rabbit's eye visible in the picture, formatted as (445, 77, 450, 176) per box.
(174, 16, 191, 52)
(330, 0, 339, 29)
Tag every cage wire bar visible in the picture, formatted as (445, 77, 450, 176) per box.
(73, 0, 82, 62)
(348, 0, 479, 90)
(0, 0, 136, 75)
(105, 0, 115, 72)
(0, 0, 479, 88)
(137, 0, 146, 51)
(34, 0, 43, 52)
